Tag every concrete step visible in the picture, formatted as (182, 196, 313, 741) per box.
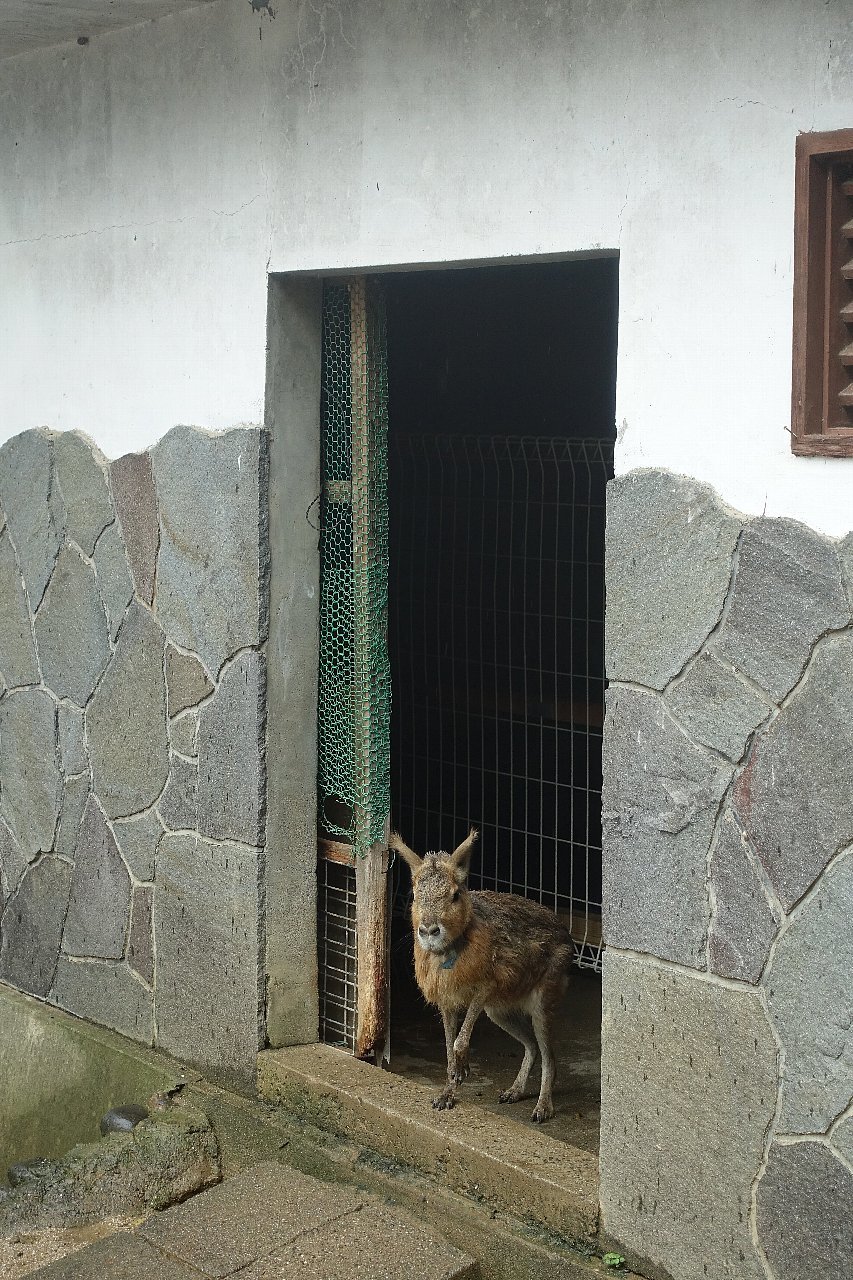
(258, 1044, 600, 1244)
(28, 1162, 479, 1280)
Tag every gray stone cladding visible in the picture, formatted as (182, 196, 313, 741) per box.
(602, 468, 853, 1280)
(0, 427, 268, 1085)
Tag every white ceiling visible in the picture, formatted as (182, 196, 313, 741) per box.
(0, 0, 219, 60)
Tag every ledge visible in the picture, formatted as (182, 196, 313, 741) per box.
(257, 1042, 600, 1242)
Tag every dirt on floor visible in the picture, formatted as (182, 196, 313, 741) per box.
(389, 956, 602, 1152)
(0, 1217, 145, 1279)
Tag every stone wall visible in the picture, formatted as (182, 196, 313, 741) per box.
(600, 470, 853, 1280)
(0, 426, 268, 1085)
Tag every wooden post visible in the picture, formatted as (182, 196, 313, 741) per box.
(349, 276, 390, 1063)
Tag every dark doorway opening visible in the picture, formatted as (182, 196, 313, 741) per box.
(384, 257, 617, 1146)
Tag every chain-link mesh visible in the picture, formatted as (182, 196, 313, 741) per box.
(317, 278, 391, 858)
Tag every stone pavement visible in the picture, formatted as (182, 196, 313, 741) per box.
(28, 1162, 479, 1280)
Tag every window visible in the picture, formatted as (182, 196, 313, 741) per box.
(791, 129, 853, 456)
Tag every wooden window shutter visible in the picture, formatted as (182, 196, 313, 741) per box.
(791, 129, 853, 456)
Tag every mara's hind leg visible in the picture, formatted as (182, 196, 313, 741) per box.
(485, 1006, 538, 1104)
(530, 958, 571, 1123)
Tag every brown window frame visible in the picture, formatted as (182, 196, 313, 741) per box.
(791, 128, 853, 457)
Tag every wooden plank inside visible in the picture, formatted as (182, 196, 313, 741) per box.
(319, 836, 355, 866)
(558, 909, 603, 953)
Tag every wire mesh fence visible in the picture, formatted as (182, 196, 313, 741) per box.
(316, 279, 391, 858)
(317, 855, 358, 1049)
(388, 433, 612, 971)
(316, 278, 392, 1051)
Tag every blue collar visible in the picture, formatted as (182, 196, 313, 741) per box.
(440, 946, 458, 970)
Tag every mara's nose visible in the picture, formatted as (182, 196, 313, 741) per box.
(418, 924, 441, 939)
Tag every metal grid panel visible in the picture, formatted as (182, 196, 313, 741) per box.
(317, 856, 358, 1049)
(389, 434, 612, 971)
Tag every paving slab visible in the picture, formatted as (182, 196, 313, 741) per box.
(241, 1200, 479, 1280)
(27, 1231, 199, 1279)
(138, 1161, 363, 1277)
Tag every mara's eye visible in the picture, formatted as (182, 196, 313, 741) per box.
(452, 889, 460, 903)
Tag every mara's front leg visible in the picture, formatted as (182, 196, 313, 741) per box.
(432, 999, 484, 1112)
(432, 1006, 460, 1110)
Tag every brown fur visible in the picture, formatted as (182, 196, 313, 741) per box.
(390, 827, 574, 1122)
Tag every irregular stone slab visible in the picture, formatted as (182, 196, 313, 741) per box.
(833, 1113, 853, 1165)
(0, 429, 59, 610)
(734, 632, 853, 910)
(197, 651, 266, 846)
(151, 426, 267, 676)
(154, 833, 261, 1083)
(113, 807, 163, 883)
(165, 643, 213, 716)
(139, 1161, 362, 1278)
(708, 810, 780, 984)
(764, 847, 853, 1133)
(63, 796, 132, 960)
(755, 1140, 853, 1279)
(0, 814, 28, 903)
(110, 450, 159, 607)
(602, 685, 731, 967)
(0, 687, 61, 854)
(158, 755, 198, 831)
(52, 957, 154, 1043)
(92, 519, 134, 641)
(0, 1104, 218, 1236)
(605, 470, 742, 689)
(664, 651, 771, 762)
(0, 857, 73, 996)
(34, 547, 111, 706)
(600, 951, 775, 1280)
(51, 432, 114, 557)
(714, 517, 850, 701)
(0, 530, 38, 688)
(128, 886, 154, 986)
(87, 601, 169, 819)
(169, 710, 198, 758)
(840, 531, 853, 610)
(58, 704, 87, 775)
(54, 773, 90, 859)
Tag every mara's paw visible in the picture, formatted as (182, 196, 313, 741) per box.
(498, 1087, 525, 1105)
(432, 1089, 457, 1111)
(531, 1101, 554, 1123)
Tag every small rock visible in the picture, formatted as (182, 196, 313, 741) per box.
(7, 1158, 54, 1188)
(99, 1104, 149, 1136)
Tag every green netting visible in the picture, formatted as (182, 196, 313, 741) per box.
(317, 278, 391, 857)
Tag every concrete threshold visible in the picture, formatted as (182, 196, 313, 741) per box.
(257, 1044, 600, 1244)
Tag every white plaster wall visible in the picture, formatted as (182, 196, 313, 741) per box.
(1, 0, 852, 532)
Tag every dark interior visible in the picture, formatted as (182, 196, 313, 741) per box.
(383, 258, 617, 1141)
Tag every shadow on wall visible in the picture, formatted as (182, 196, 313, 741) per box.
(0, 425, 269, 1086)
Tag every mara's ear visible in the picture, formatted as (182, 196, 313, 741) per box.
(389, 830, 423, 876)
(449, 827, 478, 882)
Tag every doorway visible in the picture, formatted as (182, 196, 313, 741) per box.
(316, 257, 617, 1145)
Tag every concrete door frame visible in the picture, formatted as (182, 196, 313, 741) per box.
(263, 251, 618, 1050)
